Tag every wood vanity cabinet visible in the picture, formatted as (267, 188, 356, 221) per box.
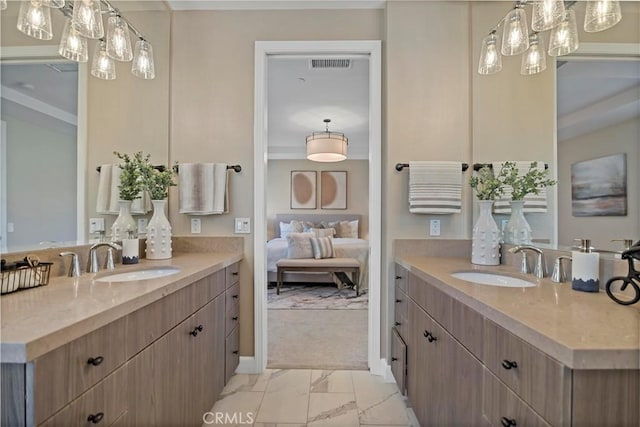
(1, 262, 242, 427)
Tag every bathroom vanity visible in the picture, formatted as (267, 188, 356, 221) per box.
(393, 257, 640, 427)
(0, 252, 242, 427)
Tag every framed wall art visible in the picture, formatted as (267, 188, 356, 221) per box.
(290, 171, 317, 209)
(571, 153, 627, 217)
(321, 171, 347, 210)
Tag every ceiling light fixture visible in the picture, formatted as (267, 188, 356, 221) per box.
(478, 0, 623, 76)
(12, 0, 155, 80)
(306, 119, 348, 163)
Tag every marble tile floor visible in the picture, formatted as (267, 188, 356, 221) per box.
(204, 369, 417, 427)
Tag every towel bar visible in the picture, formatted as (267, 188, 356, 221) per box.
(171, 164, 242, 173)
(395, 163, 469, 172)
(96, 165, 166, 173)
(472, 162, 548, 171)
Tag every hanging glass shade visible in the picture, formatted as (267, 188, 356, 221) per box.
(478, 32, 502, 75)
(71, 0, 103, 39)
(549, 9, 579, 56)
(521, 33, 547, 75)
(131, 39, 156, 79)
(91, 40, 116, 80)
(501, 5, 529, 56)
(59, 18, 88, 62)
(17, 0, 53, 40)
(584, 0, 622, 32)
(106, 15, 133, 61)
(531, 0, 565, 31)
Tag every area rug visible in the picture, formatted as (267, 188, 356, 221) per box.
(268, 283, 368, 310)
(268, 309, 368, 370)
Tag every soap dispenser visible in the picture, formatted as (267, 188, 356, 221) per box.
(571, 239, 599, 292)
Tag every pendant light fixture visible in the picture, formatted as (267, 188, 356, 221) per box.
(106, 14, 133, 61)
(40, 0, 65, 8)
(478, 31, 502, 75)
(131, 39, 156, 80)
(71, 0, 103, 39)
(548, 9, 579, 56)
(584, 0, 622, 32)
(306, 119, 348, 162)
(521, 33, 547, 75)
(58, 18, 88, 62)
(17, 0, 53, 41)
(501, 2, 529, 56)
(91, 39, 116, 80)
(531, 0, 565, 32)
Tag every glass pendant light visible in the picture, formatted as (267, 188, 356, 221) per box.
(72, 0, 103, 39)
(40, 0, 65, 8)
(478, 32, 502, 75)
(501, 4, 529, 56)
(521, 33, 547, 75)
(549, 9, 579, 56)
(306, 119, 348, 162)
(531, 0, 565, 31)
(17, 0, 53, 40)
(584, 0, 622, 32)
(131, 39, 155, 79)
(106, 15, 133, 61)
(59, 18, 88, 62)
(91, 40, 116, 80)
(1, 0, 8, 10)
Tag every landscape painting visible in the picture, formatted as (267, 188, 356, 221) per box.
(571, 153, 627, 217)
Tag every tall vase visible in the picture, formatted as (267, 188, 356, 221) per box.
(111, 200, 137, 242)
(146, 199, 172, 260)
(472, 200, 501, 266)
(503, 200, 532, 245)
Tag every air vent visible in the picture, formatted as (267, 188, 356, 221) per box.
(46, 63, 78, 73)
(310, 58, 351, 69)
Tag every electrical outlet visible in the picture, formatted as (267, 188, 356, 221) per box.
(191, 218, 202, 234)
(235, 218, 251, 234)
(89, 218, 105, 233)
(7, 222, 14, 233)
(501, 219, 508, 231)
(429, 219, 441, 236)
(138, 218, 148, 234)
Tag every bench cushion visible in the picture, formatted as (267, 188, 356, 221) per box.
(276, 258, 359, 268)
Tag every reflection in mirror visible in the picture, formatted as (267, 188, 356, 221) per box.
(557, 57, 640, 253)
(1, 60, 79, 252)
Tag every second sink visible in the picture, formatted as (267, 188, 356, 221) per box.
(95, 266, 181, 283)
(451, 271, 535, 288)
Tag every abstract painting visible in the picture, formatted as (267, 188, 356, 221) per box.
(571, 153, 627, 217)
(321, 171, 347, 210)
(290, 171, 316, 209)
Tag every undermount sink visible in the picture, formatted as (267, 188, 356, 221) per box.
(451, 271, 535, 288)
(95, 266, 181, 283)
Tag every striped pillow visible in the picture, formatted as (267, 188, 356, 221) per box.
(310, 237, 335, 259)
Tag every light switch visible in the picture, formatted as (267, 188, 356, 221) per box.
(89, 218, 105, 233)
(429, 219, 441, 236)
(235, 218, 250, 234)
(138, 218, 148, 234)
(191, 218, 202, 234)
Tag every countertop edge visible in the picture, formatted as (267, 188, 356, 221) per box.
(396, 256, 640, 370)
(1, 252, 243, 363)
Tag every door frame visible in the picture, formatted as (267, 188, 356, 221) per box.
(252, 40, 383, 374)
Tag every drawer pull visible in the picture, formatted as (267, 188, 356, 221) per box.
(190, 325, 204, 336)
(87, 356, 104, 366)
(423, 330, 437, 342)
(501, 360, 518, 370)
(232, 350, 239, 354)
(391, 357, 398, 362)
(395, 321, 402, 326)
(395, 299, 402, 303)
(500, 417, 517, 426)
(87, 412, 104, 424)
(232, 316, 239, 321)
(395, 275, 402, 280)
(232, 294, 239, 299)
(232, 272, 239, 276)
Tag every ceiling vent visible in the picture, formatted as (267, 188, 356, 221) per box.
(310, 58, 351, 69)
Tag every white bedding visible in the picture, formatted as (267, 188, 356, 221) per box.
(266, 238, 370, 291)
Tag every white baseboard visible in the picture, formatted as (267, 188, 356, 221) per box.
(383, 362, 395, 383)
(235, 356, 259, 374)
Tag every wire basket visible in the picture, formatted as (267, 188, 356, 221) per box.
(1, 261, 52, 295)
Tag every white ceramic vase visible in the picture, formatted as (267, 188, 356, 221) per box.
(146, 199, 172, 260)
(472, 200, 501, 265)
(111, 200, 137, 242)
(503, 200, 532, 245)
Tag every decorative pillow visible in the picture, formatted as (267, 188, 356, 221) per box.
(321, 221, 342, 237)
(311, 227, 335, 238)
(337, 220, 359, 239)
(310, 237, 335, 259)
(302, 221, 321, 232)
(286, 232, 314, 259)
(280, 220, 302, 238)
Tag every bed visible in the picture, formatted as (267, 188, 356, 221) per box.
(266, 214, 369, 292)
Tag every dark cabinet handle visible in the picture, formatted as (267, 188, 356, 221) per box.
(501, 360, 518, 370)
(395, 299, 402, 303)
(190, 325, 204, 336)
(232, 294, 239, 299)
(232, 316, 239, 321)
(395, 275, 402, 280)
(423, 330, 429, 338)
(395, 321, 401, 326)
(232, 272, 239, 276)
(87, 356, 104, 366)
(87, 412, 104, 424)
(501, 417, 517, 426)
(232, 350, 239, 354)
(391, 357, 398, 362)
(423, 330, 437, 342)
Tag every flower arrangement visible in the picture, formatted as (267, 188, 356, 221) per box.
(502, 161, 556, 200)
(469, 165, 508, 200)
(140, 161, 177, 200)
(114, 151, 146, 201)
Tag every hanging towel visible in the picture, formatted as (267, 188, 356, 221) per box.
(179, 163, 215, 214)
(212, 163, 228, 214)
(131, 190, 152, 215)
(408, 161, 462, 214)
(492, 161, 548, 214)
(96, 164, 122, 214)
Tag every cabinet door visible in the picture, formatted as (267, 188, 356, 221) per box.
(407, 301, 436, 426)
(390, 327, 407, 395)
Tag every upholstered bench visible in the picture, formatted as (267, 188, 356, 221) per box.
(275, 258, 360, 296)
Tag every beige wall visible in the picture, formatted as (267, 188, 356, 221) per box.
(558, 118, 640, 251)
(266, 160, 369, 239)
(170, 9, 384, 355)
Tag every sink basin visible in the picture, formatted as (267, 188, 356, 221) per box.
(95, 266, 181, 283)
(451, 271, 535, 288)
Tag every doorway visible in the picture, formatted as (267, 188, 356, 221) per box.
(253, 41, 382, 374)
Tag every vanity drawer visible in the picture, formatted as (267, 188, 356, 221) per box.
(39, 363, 128, 427)
(225, 296, 240, 337)
(483, 368, 551, 427)
(394, 264, 408, 294)
(408, 273, 453, 330)
(394, 285, 408, 339)
(225, 282, 240, 312)
(484, 319, 570, 426)
(390, 327, 407, 396)
(34, 317, 127, 425)
(226, 263, 240, 288)
(225, 326, 240, 383)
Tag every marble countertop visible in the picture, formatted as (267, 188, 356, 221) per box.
(1, 252, 242, 363)
(396, 256, 640, 370)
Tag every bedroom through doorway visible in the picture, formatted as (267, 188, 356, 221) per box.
(264, 53, 371, 370)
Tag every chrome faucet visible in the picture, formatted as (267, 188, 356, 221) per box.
(88, 242, 121, 273)
(551, 256, 572, 283)
(509, 245, 546, 279)
(59, 252, 81, 277)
